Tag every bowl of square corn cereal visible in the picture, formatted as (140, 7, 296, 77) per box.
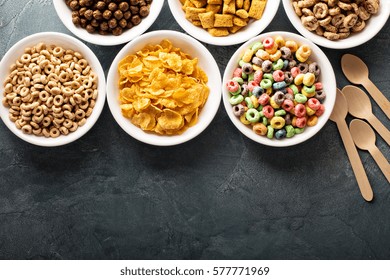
(107, 30, 221, 146)
(222, 32, 336, 147)
(0, 32, 106, 147)
(168, 0, 280, 46)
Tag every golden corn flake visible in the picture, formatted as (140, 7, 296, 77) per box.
(118, 39, 210, 135)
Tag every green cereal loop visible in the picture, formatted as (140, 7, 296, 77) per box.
(303, 85, 316, 93)
(258, 110, 264, 117)
(260, 79, 272, 89)
(262, 117, 268, 126)
(246, 108, 261, 123)
(267, 125, 274, 139)
(295, 93, 308, 104)
(275, 109, 286, 116)
(241, 72, 248, 79)
(263, 73, 274, 82)
(294, 127, 305, 134)
(272, 59, 284, 70)
(239, 60, 245, 67)
(233, 77, 244, 84)
(258, 105, 264, 112)
(289, 84, 299, 95)
(248, 73, 255, 82)
(229, 94, 244, 105)
(251, 42, 263, 52)
(245, 97, 254, 108)
(286, 125, 295, 138)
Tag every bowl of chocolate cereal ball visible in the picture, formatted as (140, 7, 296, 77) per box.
(222, 32, 336, 147)
(53, 0, 164, 46)
(168, 0, 280, 46)
(282, 0, 390, 49)
(0, 32, 106, 146)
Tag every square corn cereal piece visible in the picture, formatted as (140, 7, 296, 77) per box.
(183, 0, 195, 11)
(229, 25, 244, 34)
(185, 7, 207, 21)
(248, 0, 267, 20)
(198, 11, 215, 29)
(222, 1, 235, 14)
(214, 14, 233, 27)
(235, 9, 249, 19)
(189, 0, 207, 8)
(206, 4, 222, 13)
(208, 27, 230, 36)
(192, 20, 202, 26)
(236, 0, 244, 9)
(223, 0, 232, 3)
(207, 0, 222, 4)
(233, 16, 248, 27)
(243, 0, 251, 11)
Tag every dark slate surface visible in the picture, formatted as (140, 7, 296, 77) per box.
(0, 1, 389, 260)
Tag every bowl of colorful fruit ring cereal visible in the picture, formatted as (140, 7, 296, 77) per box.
(53, 0, 163, 46)
(168, 0, 280, 46)
(0, 32, 106, 147)
(282, 0, 390, 49)
(222, 31, 336, 147)
(106, 30, 221, 146)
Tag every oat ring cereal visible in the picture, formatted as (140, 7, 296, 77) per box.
(2, 43, 98, 138)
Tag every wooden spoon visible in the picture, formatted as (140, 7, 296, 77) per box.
(350, 119, 390, 183)
(341, 54, 390, 119)
(342, 85, 390, 146)
(330, 89, 373, 201)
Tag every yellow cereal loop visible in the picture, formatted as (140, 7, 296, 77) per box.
(307, 115, 318, 126)
(306, 105, 316, 116)
(269, 97, 280, 109)
(296, 45, 311, 62)
(285, 40, 298, 53)
(274, 36, 285, 47)
(240, 114, 251, 125)
(302, 88, 316, 98)
(242, 49, 254, 63)
(270, 116, 285, 129)
(250, 95, 259, 108)
(303, 72, 315, 86)
(294, 73, 305, 85)
(269, 50, 282, 62)
(256, 49, 270, 60)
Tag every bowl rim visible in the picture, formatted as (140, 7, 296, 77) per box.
(0, 31, 106, 147)
(52, 0, 164, 46)
(106, 30, 222, 146)
(222, 31, 337, 147)
(167, 0, 281, 46)
(281, 0, 390, 49)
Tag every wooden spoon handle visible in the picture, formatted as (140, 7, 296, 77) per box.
(336, 120, 374, 201)
(367, 114, 390, 146)
(370, 146, 390, 183)
(362, 79, 390, 119)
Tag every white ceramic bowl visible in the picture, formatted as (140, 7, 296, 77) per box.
(53, 0, 164, 46)
(282, 0, 390, 49)
(222, 31, 336, 147)
(107, 30, 221, 146)
(0, 32, 106, 147)
(168, 0, 280, 46)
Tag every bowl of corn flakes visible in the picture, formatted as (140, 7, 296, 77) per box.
(168, 0, 280, 46)
(106, 30, 221, 146)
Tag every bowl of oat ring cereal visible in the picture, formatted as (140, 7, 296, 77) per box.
(53, 0, 164, 46)
(282, 0, 390, 49)
(168, 0, 280, 46)
(0, 32, 106, 147)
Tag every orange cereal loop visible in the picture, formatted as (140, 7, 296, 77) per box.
(307, 115, 318, 126)
(253, 123, 268, 135)
(285, 40, 298, 53)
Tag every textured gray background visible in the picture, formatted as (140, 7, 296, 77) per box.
(0, 0, 389, 260)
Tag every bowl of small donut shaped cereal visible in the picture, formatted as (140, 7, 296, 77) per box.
(222, 32, 336, 147)
(106, 30, 221, 146)
(0, 32, 106, 147)
(168, 0, 280, 46)
(282, 0, 390, 49)
(53, 0, 164, 46)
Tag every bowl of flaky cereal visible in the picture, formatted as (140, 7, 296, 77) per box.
(168, 0, 280, 46)
(106, 30, 221, 146)
(0, 32, 106, 147)
(282, 0, 390, 49)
